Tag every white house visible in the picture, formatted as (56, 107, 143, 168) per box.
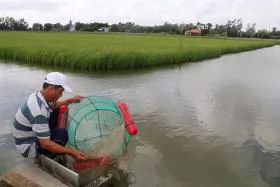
(97, 27, 110, 32)
(69, 20, 75, 32)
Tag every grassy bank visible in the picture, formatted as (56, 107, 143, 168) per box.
(0, 32, 277, 71)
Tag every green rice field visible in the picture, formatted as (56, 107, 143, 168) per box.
(0, 32, 277, 71)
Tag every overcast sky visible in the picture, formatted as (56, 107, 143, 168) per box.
(0, 0, 279, 31)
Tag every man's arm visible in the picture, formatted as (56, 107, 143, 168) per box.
(38, 138, 87, 161)
(55, 95, 83, 109)
(32, 112, 86, 161)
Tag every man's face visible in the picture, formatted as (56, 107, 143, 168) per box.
(49, 86, 64, 102)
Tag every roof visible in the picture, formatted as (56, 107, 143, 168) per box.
(190, 29, 201, 33)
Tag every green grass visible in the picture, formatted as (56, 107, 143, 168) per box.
(0, 32, 277, 71)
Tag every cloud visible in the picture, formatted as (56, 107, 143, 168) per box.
(0, 0, 68, 11)
(0, 0, 279, 30)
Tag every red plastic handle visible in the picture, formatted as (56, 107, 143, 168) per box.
(73, 156, 112, 170)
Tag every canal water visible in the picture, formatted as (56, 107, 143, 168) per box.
(1, 46, 280, 186)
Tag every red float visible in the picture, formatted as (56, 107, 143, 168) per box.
(117, 102, 138, 135)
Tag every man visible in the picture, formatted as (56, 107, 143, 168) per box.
(13, 72, 87, 162)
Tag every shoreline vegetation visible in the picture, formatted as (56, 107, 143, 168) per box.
(0, 32, 278, 71)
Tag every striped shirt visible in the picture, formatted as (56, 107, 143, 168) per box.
(13, 91, 51, 158)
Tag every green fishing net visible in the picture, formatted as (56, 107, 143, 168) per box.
(63, 96, 130, 161)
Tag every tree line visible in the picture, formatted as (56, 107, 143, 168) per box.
(1, 16, 280, 39)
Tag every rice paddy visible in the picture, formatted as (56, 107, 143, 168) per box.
(0, 32, 277, 71)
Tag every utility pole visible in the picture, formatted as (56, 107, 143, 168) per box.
(178, 23, 186, 56)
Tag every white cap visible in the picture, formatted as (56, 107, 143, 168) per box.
(44, 72, 72, 93)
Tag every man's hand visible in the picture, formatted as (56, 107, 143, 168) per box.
(38, 138, 88, 161)
(70, 149, 88, 161)
(68, 95, 84, 104)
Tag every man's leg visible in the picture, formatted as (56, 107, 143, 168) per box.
(51, 128, 69, 147)
(37, 108, 69, 159)
(50, 128, 69, 166)
(49, 108, 59, 131)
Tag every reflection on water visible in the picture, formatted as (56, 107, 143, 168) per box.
(1, 46, 280, 186)
(260, 151, 280, 187)
(0, 134, 25, 175)
(245, 139, 280, 187)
